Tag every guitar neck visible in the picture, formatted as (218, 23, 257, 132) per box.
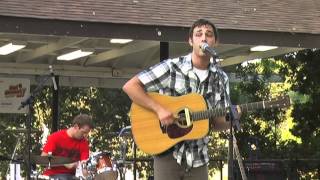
(191, 100, 271, 121)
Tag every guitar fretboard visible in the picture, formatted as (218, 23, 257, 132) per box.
(191, 100, 278, 121)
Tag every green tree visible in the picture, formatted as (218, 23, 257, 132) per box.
(232, 59, 288, 160)
(276, 49, 320, 179)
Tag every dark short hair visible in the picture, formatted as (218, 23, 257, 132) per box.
(189, 19, 218, 42)
(72, 114, 94, 128)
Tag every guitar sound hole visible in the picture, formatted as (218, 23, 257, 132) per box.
(178, 113, 187, 126)
(177, 111, 187, 126)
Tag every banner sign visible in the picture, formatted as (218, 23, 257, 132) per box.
(0, 78, 30, 113)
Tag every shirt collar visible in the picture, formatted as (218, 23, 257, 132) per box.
(181, 53, 217, 74)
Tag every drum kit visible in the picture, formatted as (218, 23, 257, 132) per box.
(85, 152, 118, 180)
(5, 126, 133, 180)
(29, 152, 119, 180)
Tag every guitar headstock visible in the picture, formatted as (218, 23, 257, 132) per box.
(264, 95, 291, 109)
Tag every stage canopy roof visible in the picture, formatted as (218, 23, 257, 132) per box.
(0, 0, 319, 88)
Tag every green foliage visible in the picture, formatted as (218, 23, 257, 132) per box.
(279, 49, 320, 159)
(0, 85, 51, 178)
(232, 60, 288, 159)
(0, 114, 28, 177)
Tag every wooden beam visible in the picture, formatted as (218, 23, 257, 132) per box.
(221, 47, 304, 67)
(16, 38, 87, 62)
(85, 41, 159, 65)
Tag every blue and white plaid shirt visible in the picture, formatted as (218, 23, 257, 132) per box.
(138, 53, 230, 168)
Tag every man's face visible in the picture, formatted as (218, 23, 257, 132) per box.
(189, 24, 217, 57)
(74, 125, 91, 140)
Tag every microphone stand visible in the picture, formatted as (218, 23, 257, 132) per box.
(18, 73, 53, 180)
(227, 105, 241, 180)
(205, 50, 242, 180)
(218, 70, 241, 180)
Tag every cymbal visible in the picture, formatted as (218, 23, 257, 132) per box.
(5, 128, 40, 133)
(30, 155, 75, 165)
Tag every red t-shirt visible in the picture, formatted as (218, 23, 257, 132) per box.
(42, 129, 89, 176)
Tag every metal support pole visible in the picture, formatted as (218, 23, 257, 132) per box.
(160, 42, 169, 61)
(133, 143, 137, 180)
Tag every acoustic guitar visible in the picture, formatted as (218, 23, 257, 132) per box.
(129, 93, 290, 155)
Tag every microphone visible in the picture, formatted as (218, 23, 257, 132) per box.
(200, 43, 218, 58)
(49, 65, 58, 90)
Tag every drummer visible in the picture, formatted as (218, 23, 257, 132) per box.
(41, 114, 94, 180)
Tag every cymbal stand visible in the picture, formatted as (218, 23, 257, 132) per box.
(47, 152, 53, 169)
(6, 136, 22, 180)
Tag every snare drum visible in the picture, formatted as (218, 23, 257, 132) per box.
(96, 152, 113, 174)
(94, 171, 118, 180)
(87, 152, 118, 180)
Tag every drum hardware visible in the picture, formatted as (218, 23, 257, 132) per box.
(17, 66, 57, 180)
(86, 151, 118, 180)
(117, 126, 132, 180)
(84, 126, 132, 180)
(30, 154, 75, 167)
(5, 133, 24, 180)
(30, 171, 50, 180)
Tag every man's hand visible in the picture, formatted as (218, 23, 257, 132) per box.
(64, 162, 77, 169)
(80, 160, 89, 177)
(156, 106, 175, 126)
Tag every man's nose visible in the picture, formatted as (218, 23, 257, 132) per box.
(201, 35, 208, 42)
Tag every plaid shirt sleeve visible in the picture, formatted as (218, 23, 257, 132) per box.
(137, 60, 171, 91)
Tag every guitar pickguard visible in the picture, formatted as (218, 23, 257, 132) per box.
(166, 123, 193, 138)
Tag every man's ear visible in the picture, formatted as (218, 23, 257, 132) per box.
(188, 38, 193, 47)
